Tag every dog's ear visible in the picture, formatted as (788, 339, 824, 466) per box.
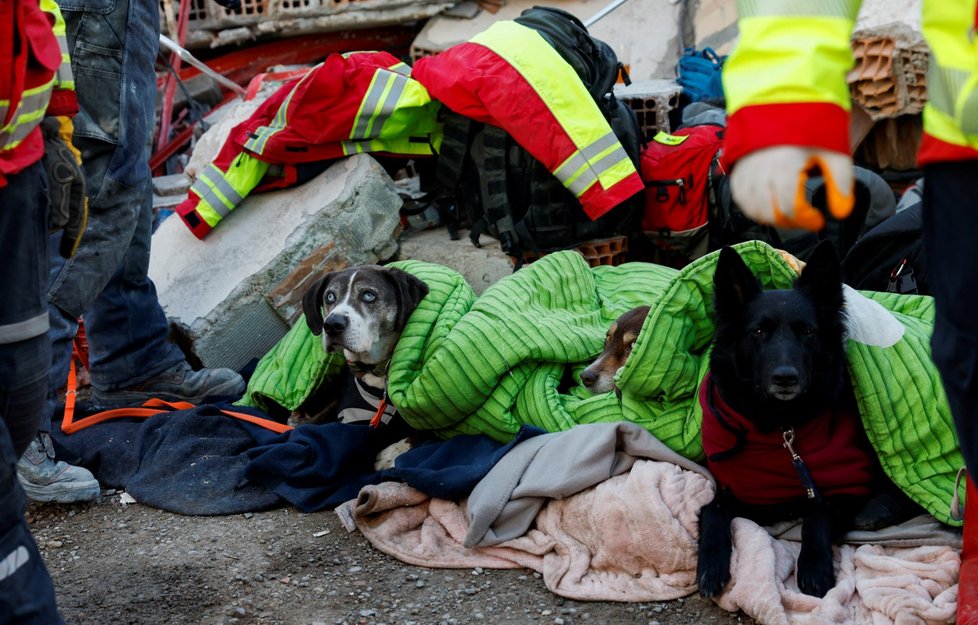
(384, 267, 429, 330)
(797, 240, 844, 312)
(301, 276, 329, 336)
(714, 247, 761, 314)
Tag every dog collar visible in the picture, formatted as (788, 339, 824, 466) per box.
(347, 359, 390, 380)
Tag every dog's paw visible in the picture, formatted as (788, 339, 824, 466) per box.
(696, 555, 731, 599)
(796, 547, 835, 597)
(373, 438, 414, 471)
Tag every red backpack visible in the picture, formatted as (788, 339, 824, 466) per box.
(640, 124, 724, 263)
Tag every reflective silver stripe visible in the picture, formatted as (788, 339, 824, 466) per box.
(963, 85, 978, 136)
(553, 132, 620, 179)
(0, 547, 30, 583)
(201, 164, 244, 207)
(56, 34, 74, 84)
(927, 63, 967, 119)
(351, 71, 409, 140)
(342, 140, 365, 154)
(0, 89, 53, 149)
(243, 126, 274, 155)
(190, 177, 232, 218)
(0, 312, 50, 344)
(388, 62, 412, 77)
(738, 0, 859, 19)
(566, 145, 632, 197)
(1, 118, 43, 150)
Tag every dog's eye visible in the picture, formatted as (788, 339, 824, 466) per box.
(361, 290, 377, 303)
(801, 326, 816, 337)
(325, 291, 336, 304)
(752, 328, 766, 338)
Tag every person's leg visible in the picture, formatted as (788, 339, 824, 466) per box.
(23, 0, 176, 502)
(47, 0, 175, 383)
(45, 0, 243, 405)
(923, 162, 978, 477)
(8, 170, 100, 504)
(0, 166, 68, 625)
(922, 161, 978, 625)
(0, 420, 66, 625)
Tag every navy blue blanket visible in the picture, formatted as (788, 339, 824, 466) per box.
(51, 403, 543, 515)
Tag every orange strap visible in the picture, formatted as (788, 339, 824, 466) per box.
(62, 360, 292, 435)
(369, 398, 388, 428)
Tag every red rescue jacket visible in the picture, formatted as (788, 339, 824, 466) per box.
(1, 0, 62, 186)
(699, 373, 876, 506)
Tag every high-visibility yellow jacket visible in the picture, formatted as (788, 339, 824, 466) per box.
(722, 0, 978, 168)
(1, 0, 74, 186)
(176, 51, 442, 239)
(413, 19, 644, 220)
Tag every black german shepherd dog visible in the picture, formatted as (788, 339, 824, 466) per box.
(696, 241, 914, 599)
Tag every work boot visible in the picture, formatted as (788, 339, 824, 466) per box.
(959, 472, 978, 624)
(91, 361, 245, 408)
(17, 432, 100, 503)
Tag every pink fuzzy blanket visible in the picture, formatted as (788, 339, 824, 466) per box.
(347, 459, 961, 625)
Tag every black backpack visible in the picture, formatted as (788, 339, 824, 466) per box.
(841, 181, 927, 295)
(435, 6, 643, 265)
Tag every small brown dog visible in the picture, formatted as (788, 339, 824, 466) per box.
(580, 306, 650, 394)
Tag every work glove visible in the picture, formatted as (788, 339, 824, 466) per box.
(40, 117, 88, 258)
(729, 146, 855, 231)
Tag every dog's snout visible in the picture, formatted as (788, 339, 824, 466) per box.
(323, 313, 348, 336)
(771, 367, 799, 388)
(580, 368, 598, 387)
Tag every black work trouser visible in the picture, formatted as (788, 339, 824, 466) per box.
(923, 161, 978, 477)
(0, 166, 65, 624)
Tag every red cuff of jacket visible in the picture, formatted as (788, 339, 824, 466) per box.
(917, 132, 978, 167)
(175, 197, 214, 240)
(46, 90, 78, 117)
(722, 102, 850, 168)
(579, 173, 645, 220)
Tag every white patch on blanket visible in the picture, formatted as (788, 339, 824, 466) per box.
(842, 285, 904, 347)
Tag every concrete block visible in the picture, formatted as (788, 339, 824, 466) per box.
(615, 79, 683, 136)
(148, 154, 402, 371)
(152, 174, 192, 197)
(849, 21, 927, 121)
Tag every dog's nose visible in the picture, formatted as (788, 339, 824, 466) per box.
(323, 313, 348, 336)
(771, 367, 800, 388)
(580, 368, 597, 387)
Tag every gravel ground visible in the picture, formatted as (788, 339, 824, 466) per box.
(28, 496, 757, 625)
(25, 228, 759, 625)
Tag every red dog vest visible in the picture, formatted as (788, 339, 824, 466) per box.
(699, 373, 876, 506)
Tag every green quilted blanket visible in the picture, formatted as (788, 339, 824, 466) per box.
(241, 240, 963, 525)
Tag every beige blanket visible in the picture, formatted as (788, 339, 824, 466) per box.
(348, 460, 961, 624)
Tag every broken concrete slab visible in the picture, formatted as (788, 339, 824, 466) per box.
(169, 0, 455, 50)
(148, 154, 402, 371)
(152, 173, 192, 213)
(410, 0, 684, 81)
